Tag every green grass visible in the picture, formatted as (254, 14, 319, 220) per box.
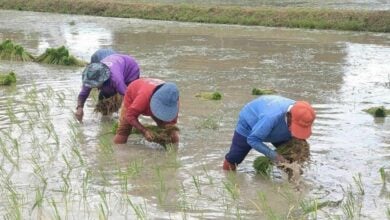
(1, 0, 389, 32)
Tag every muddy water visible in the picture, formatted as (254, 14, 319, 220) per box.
(0, 10, 389, 219)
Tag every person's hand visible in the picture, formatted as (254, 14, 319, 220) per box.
(143, 129, 154, 142)
(275, 154, 287, 164)
(75, 107, 84, 122)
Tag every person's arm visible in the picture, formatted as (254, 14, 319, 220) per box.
(125, 94, 154, 141)
(75, 86, 92, 122)
(247, 116, 278, 161)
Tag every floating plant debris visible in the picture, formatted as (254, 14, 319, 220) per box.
(0, 39, 34, 61)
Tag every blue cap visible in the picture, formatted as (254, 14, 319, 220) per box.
(82, 63, 110, 88)
(150, 83, 179, 122)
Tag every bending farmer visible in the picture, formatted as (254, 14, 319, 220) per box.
(113, 78, 180, 145)
(75, 54, 140, 122)
(223, 95, 316, 171)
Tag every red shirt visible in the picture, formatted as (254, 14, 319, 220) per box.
(124, 78, 178, 124)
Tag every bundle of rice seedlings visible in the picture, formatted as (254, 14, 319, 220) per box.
(363, 106, 389, 117)
(195, 91, 222, 100)
(253, 156, 272, 176)
(0, 39, 34, 61)
(251, 88, 276, 96)
(35, 46, 85, 66)
(0, 71, 16, 85)
(134, 124, 180, 148)
(111, 122, 179, 148)
(94, 94, 123, 115)
(253, 138, 310, 179)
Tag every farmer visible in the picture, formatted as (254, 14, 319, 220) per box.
(75, 54, 140, 122)
(223, 95, 316, 171)
(90, 48, 117, 63)
(113, 78, 180, 145)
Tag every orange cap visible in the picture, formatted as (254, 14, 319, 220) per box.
(290, 101, 316, 139)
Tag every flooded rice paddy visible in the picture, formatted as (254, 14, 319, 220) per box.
(0, 10, 390, 219)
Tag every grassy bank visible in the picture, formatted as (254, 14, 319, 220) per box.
(0, 0, 389, 32)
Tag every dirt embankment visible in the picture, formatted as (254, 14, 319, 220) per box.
(0, 0, 389, 32)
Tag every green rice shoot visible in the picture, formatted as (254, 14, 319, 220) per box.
(195, 91, 222, 100)
(252, 88, 277, 96)
(363, 106, 389, 117)
(0, 39, 35, 61)
(35, 46, 85, 66)
(0, 71, 16, 86)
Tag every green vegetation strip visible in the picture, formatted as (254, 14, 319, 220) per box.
(0, 39, 34, 61)
(363, 106, 390, 117)
(0, 0, 389, 32)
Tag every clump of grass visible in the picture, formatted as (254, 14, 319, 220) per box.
(35, 46, 85, 66)
(94, 94, 122, 115)
(0, 39, 34, 61)
(253, 138, 310, 179)
(195, 91, 222, 100)
(363, 106, 389, 117)
(0, 71, 16, 85)
(251, 88, 276, 96)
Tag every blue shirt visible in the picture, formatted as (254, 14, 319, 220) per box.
(235, 95, 295, 160)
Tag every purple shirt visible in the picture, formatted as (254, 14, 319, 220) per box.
(77, 54, 140, 107)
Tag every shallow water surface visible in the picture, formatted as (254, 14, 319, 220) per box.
(0, 10, 389, 219)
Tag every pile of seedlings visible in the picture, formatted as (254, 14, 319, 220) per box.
(252, 88, 276, 96)
(363, 106, 389, 117)
(0, 39, 34, 61)
(94, 94, 123, 115)
(0, 71, 16, 85)
(253, 138, 310, 180)
(111, 123, 179, 148)
(195, 91, 222, 100)
(35, 46, 84, 66)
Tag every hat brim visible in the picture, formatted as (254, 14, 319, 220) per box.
(82, 63, 110, 88)
(150, 95, 178, 122)
(290, 122, 311, 140)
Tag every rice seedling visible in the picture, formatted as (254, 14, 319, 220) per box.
(192, 175, 202, 195)
(50, 198, 61, 220)
(363, 106, 389, 117)
(195, 116, 220, 130)
(222, 172, 240, 200)
(94, 94, 122, 115)
(35, 46, 85, 66)
(387, 207, 390, 219)
(195, 91, 222, 100)
(0, 39, 34, 61)
(99, 190, 110, 216)
(253, 138, 310, 179)
(131, 124, 180, 148)
(0, 71, 17, 85)
(126, 197, 148, 219)
(256, 192, 279, 220)
(0, 138, 19, 169)
(253, 156, 272, 177)
(353, 173, 365, 195)
(251, 88, 276, 96)
(32, 184, 46, 212)
(155, 167, 167, 205)
(202, 164, 214, 185)
(380, 167, 387, 185)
